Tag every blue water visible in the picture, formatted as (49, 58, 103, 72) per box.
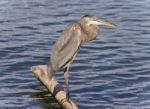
(0, 0, 150, 109)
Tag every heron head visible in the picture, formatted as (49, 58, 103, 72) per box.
(81, 15, 116, 28)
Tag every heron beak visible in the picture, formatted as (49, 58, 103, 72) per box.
(95, 20, 117, 28)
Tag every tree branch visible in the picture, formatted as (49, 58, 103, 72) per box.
(31, 65, 79, 109)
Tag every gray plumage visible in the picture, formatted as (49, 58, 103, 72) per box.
(47, 15, 116, 101)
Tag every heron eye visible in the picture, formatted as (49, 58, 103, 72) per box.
(89, 23, 94, 26)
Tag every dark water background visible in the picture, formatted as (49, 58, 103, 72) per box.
(0, 0, 150, 109)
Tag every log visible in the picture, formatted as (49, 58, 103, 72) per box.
(31, 65, 79, 109)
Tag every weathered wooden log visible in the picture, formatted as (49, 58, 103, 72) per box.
(31, 65, 79, 109)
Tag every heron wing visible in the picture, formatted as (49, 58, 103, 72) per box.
(50, 23, 82, 71)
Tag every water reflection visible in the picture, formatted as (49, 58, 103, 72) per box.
(31, 90, 62, 109)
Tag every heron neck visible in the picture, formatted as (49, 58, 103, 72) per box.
(79, 22, 99, 42)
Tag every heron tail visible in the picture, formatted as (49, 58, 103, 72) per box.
(47, 64, 54, 80)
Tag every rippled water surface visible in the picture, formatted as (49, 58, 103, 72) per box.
(0, 0, 150, 109)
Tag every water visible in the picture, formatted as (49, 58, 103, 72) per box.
(0, 0, 150, 109)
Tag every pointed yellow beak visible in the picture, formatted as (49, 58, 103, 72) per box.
(91, 20, 117, 28)
(100, 21, 117, 28)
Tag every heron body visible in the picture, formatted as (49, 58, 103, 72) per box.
(47, 15, 116, 101)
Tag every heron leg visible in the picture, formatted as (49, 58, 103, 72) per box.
(64, 66, 70, 102)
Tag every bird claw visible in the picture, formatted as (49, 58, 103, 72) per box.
(66, 98, 72, 106)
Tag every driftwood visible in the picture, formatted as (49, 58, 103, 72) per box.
(31, 65, 79, 109)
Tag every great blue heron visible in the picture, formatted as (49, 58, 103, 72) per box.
(47, 15, 116, 101)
